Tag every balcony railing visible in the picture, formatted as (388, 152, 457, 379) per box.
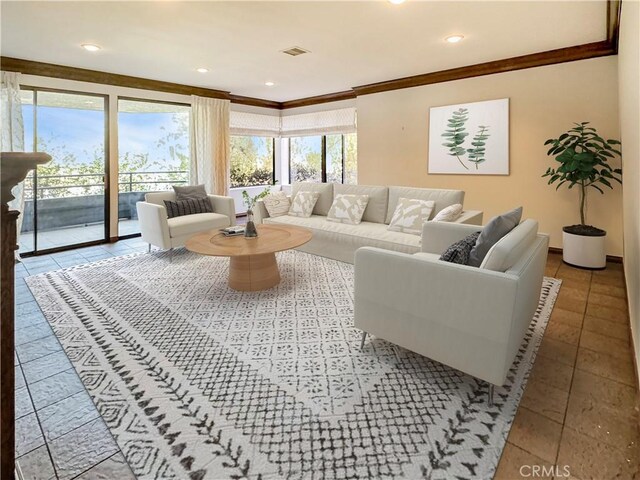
(21, 171, 189, 233)
(23, 170, 188, 198)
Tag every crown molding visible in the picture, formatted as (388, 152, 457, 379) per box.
(0, 56, 278, 108)
(351, 41, 614, 97)
(280, 90, 356, 110)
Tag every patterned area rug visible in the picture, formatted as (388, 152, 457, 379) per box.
(27, 250, 560, 480)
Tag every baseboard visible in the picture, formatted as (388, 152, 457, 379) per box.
(548, 246, 623, 264)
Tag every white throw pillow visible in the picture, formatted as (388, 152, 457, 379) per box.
(327, 194, 370, 225)
(262, 191, 290, 218)
(432, 203, 463, 222)
(289, 191, 320, 218)
(387, 197, 435, 235)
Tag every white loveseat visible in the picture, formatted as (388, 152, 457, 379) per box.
(354, 219, 549, 391)
(137, 192, 236, 250)
(254, 183, 483, 264)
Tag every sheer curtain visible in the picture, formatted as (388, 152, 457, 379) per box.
(189, 96, 230, 195)
(1, 71, 26, 230)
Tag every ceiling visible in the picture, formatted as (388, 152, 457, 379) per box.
(1, 1, 607, 103)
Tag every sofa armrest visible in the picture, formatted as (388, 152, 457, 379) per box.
(208, 195, 236, 226)
(421, 221, 483, 254)
(136, 201, 171, 249)
(253, 200, 270, 224)
(454, 210, 483, 225)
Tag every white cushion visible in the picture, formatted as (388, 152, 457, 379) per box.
(327, 194, 369, 225)
(167, 212, 230, 238)
(388, 198, 435, 235)
(264, 215, 421, 251)
(432, 203, 463, 222)
(386, 187, 464, 223)
(289, 191, 319, 218)
(480, 219, 539, 272)
(291, 182, 333, 216)
(262, 191, 290, 217)
(334, 184, 388, 224)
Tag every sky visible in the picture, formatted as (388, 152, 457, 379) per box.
(22, 104, 189, 171)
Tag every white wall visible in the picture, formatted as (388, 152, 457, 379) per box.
(618, 0, 640, 383)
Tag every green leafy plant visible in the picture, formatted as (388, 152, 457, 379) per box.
(543, 122, 622, 226)
(467, 125, 490, 169)
(441, 108, 469, 169)
(241, 181, 278, 211)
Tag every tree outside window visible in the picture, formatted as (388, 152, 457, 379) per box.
(289, 134, 357, 184)
(230, 136, 275, 188)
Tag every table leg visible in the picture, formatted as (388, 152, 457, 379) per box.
(229, 253, 281, 291)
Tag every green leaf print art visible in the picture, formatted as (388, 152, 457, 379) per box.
(467, 125, 490, 169)
(441, 108, 470, 169)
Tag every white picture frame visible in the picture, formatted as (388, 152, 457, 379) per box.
(428, 98, 510, 175)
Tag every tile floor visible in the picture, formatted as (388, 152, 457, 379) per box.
(14, 238, 147, 480)
(13, 244, 639, 479)
(495, 254, 639, 479)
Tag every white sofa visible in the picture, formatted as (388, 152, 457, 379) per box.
(137, 192, 236, 250)
(254, 183, 483, 264)
(354, 219, 549, 394)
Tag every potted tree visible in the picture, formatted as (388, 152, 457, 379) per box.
(543, 122, 622, 269)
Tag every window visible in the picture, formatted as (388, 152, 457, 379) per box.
(230, 136, 275, 188)
(117, 99, 190, 236)
(289, 134, 357, 184)
(290, 136, 322, 183)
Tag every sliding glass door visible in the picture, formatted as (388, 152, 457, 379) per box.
(20, 88, 108, 253)
(117, 99, 190, 237)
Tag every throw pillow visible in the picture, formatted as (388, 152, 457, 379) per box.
(173, 184, 208, 201)
(289, 191, 320, 218)
(440, 231, 481, 265)
(432, 203, 463, 222)
(387, 198, 435, 235)
(262, 191, 291, 218)
(164, 198, 213, 219)
(327, 194, 370, 225)
(468, 206, 523, 267)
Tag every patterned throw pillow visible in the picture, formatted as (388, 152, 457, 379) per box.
(289, 191, 320, 218)
(440, 231, 481, 265)
(262, 191, 291, 218)
(387, 198, 435, 235)
(164, 198, 213, 219)
(432, 203, 463, 222)
(327, 194, 370, 225)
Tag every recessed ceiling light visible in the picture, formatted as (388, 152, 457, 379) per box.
(81, 44, 101, 52)
(388, 0, 406, 4)
(196, 67, 209, 73)
(445, 35, 464, 44)
(265, 81, 275, 87)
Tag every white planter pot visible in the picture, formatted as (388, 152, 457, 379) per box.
(562, 229, 606, 269)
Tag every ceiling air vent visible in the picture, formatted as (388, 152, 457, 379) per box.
(281, 46, 310, 57)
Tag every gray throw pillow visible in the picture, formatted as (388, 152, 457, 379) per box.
(173, 184, 208, 201)
(468, 207, 523, 267)
(440, 231, 481, 265)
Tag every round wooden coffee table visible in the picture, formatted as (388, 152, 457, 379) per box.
(185, 224, 313, 292)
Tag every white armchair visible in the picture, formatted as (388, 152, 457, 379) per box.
(137, 192, 236, 251)
(354, 219, 549, 400)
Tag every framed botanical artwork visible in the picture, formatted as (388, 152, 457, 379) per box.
(428, 98, 510, 175)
